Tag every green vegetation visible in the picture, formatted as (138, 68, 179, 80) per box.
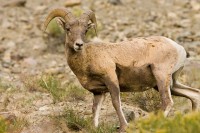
(39, 75, 67, 102)
(127, 111, 200, 133)
(22, 75, 87, 103)
(56, 109, 117, 133)
(0, 117, 27, 133)
(39, 75, 87, 103)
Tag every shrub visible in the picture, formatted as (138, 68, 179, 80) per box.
(127, 111, 200, 133)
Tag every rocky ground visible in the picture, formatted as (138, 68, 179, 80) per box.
(0, 0, 200, 132)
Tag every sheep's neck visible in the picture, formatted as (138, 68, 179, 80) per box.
(65, 43, 87, 75)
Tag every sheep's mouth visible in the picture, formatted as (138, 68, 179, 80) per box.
(74, 47, 82, 51)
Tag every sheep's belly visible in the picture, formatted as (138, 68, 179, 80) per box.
(118, 65, 157, 92)
(83, 65, 157, 93)
(82, 78, 109, 94)
(119, 84, 153, 92)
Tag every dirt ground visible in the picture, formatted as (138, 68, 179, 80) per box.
(0, 0, 200, 132)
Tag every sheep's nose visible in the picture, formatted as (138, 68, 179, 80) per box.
(76, 43, 83, 47)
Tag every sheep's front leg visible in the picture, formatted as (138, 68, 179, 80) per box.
(103, 73, 128, 131)
(92, 93, 105, 127)
(153, 68, 174, 116)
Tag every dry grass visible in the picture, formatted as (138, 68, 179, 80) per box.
(55, 109, 117, 133)
(65, 83, 87, 101)
(121, 89, 161, 112)
(182, 68, 200, 89)
(0, 80, 10, 94)
(20, 74, 45, 92)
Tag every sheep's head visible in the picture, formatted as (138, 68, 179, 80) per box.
(43, 8, 97, 51)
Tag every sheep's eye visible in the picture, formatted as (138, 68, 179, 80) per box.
(85, 29, 88, 34)
(65, 24, 71, 32)
(66, 28, 71, 32)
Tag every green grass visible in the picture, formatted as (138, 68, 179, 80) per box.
(22, 75, 87, 103)
(127, 111, 200, 133)
(37, 75, 87, 103)
(56, 109, 117, 133)
(0, 116, 27, 133)
(61, 109, 88, 131)
(39, 75, 66, 102)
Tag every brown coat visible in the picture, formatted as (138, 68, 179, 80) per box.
(67, 36, 186, 93)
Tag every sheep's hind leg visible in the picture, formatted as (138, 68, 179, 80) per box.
(92, 93, 106, 127)
(171, 88, 200, 111)
(172, 68, 200, 111)
(152, 68, 174, 116)
(174, 82, 200, 93)
(172, 67, 200, 93)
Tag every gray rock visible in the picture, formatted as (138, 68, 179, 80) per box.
(23, 57, 37, 67)
(3, 0, 26, 7)
(64, 0, 81, 7)
(2, 20, 14, 29)
(39, 105, 50, 111)
(108, 0, 122, 5)
(45, 67, 65, 75)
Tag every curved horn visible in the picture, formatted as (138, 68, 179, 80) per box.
(43, 8, 73, 31)
(81, 10, 97, 35)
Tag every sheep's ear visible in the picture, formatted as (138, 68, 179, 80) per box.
(56, 18, 65, 30)
(87, 23, 95, 29)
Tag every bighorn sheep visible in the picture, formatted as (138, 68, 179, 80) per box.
(43, 8, 200, 131)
